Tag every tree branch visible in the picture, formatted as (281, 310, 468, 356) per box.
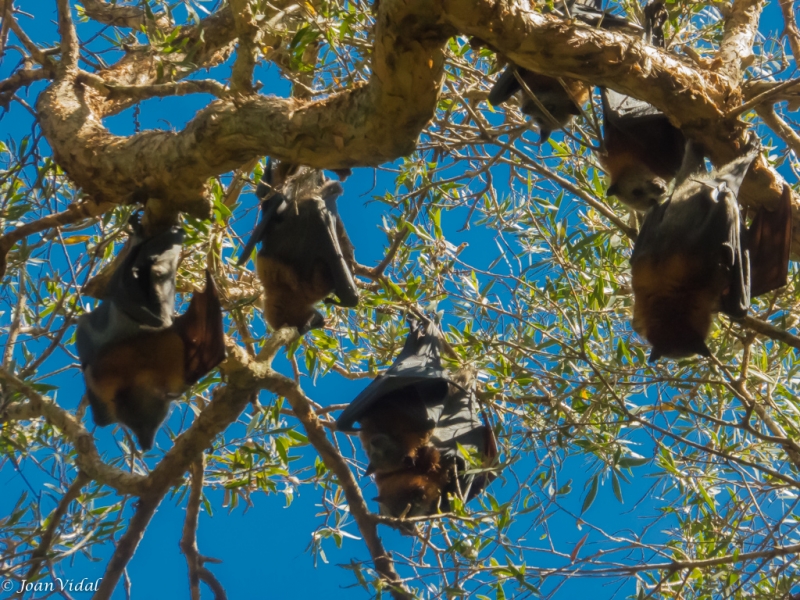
(0, 372, 146, 496)
(715, 0, 765, 81)
(264, 370, 410, 598)
(55, 0, 78, 72)
(756, 104, 800, 157)
(0, 199, 114, 279)
(229, 0, 259, 94)
(93, 494, 162, 600)
(37, 0, 449, 212)
(5, 12, 53, 67)
(81, 0, 171, 29)
(732, 314, 800, 350)
(77, 71, 229, 101)
(180, 456, 227, 600)
(0, 68, 52, 109)
(778, 0, 800, 63)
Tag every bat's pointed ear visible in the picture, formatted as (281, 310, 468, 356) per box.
(606, 183, 620, 198)
(538, 129, 552, 144)
(365, 463, 376, 476)
(648, 348, 662, 363)
(372, 496, 383, 503)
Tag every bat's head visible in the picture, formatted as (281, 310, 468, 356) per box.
(607, 166, 668, 212)
(114, 387, 173, 450)
(373, 446, 448, 519)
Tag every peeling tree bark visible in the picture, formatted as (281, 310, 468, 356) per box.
(35, 0, 800, 251)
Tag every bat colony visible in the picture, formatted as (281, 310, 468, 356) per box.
(70, 0, 794, 523)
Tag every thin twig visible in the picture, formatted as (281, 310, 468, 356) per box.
(19, 472, 91, 592)
(733, 314, 800, 350)
(180, 456, 227, 600)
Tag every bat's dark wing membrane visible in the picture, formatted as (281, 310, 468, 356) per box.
(76, 226, 184, 368)
(602, 89, 686, 177)
(711, 153, 756, 315)
(319, 182, 359, 307)
(487, 66, 521, 107)
(174, 270, 227, 385)
(237, 191, 286, 266)
(336, 318, 451, 432)
(603, 89, 664, 124)
(630, 199, 668, 265)
(433, 389, 498, 504)
(748, 184, 792, 298)
(108, 225, 184, 328)
(567, 3, 642, 32)
(254, 180, 358, 309)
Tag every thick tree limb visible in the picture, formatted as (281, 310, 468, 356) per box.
(55, 0, 78, 72)
(37, 0, 449, 212)
(0, 68, 52, 109)
(779, 0, 800, 62)
(715, 0, 765, 81)
(229, 0, 259, 94)
(34, 0, 800, 253)
(81, 0, 171, 29)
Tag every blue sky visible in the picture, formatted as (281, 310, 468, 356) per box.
(0, 2, 795, 599)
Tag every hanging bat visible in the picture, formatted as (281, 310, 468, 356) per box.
(76, 220, 226, 450)
(487, 0, 641, 142)
(336, 319, 497, 518)
(601, 88, 688, 212)
(630, 153, 792, 361)
(372, 379, 498, 519)
(238, 160, 359, 334)
(336, 318, 452, 474)
(488, 70, 591, 143)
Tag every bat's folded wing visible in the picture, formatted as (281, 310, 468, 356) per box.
(76, 303, 152, 368)
(336, 318, 450, 432)
(603, 89, 664, 125)
(107, 226, 185, 328)
(748, 184, 792, 298)
(433, 389, 498, 503)
(488, 66, 522, 106)
(175, 270, 227, 385)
